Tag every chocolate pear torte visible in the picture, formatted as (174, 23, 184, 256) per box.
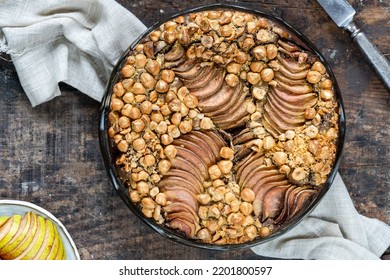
(107, 8, 340, 244)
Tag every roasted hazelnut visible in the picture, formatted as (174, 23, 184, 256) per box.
(142, 154, 156, 167)
(220, 24, 233, 37)
(161, 134, 173, 145)
(252, 45, 267, 61)
(155, 121, 168, 135)
(117, 140, 129, 153)
(183, 94, 198, 109)
(122, 78, 135, 91)
(140, 72, 156, 89)
(122, 92, 134, 104)
(158, 159, 171, 174)
(134, 54, 147, 68)
(164, 145, 177, 160)
(217, 160, 233, 174)
(208, 165, 222, 180)
(145, 59, 161, 76)
(136, 181, 150, 195)
(167, 124, 180, 138)
(235, 51, 247, 64)
(226, 62, 241, 74)
(291, 167, 308, 182)
(252, 86, 266, 100)
(161, 69, 175, 83)
(266, 44, 278, 60)
(259, 226, 271, 238)
(149, 30, 161, 42)
(140, 100, 153, 114)
(307, 70, 322, 84)
(197, 228, 211, 240)
(304, 108, 316, 120)
(151, 111, 164, 123)
(196, 193, 211, 205)
(131, 119, 145, 133)
(155, 193, 167, 206)
(312, 61, 326, 74)
(242, 37, 255, 50)
(263, 136, 276, 150)
(132, 138, 146, 152)
(306, 125, 319, 138)
(129, 190, 141, 203)
(141, 197, 156, 210)
(247, 72, 261, 85)
(170, 112, 182, 126)
(110, 98, 124, 111)
(121, 65, 135, 78)
(225, 73, 239, 87)
(131, 82, 146, 95)
(118, 116, 130, 129)
(239, 202, 253, 216)
(178, 120, 193, 134)
(113, 82, 125, 97)
(155, 79, 169, 93)
(321, 78, 333, 89)
(220, 147, 234, 159)
(168, 99, 182, 112)
(250, 61, 265, 73)
(260, 68, 274, 82)
(240, 188, 255, 202)
(320, 89, 334, 101)
(326, 127, 338, 140)
(273, 151, 288, 165)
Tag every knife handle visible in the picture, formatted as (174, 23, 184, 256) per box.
(346, 23, 390, 92)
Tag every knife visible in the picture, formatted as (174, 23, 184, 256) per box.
(317, 0, 390, 92)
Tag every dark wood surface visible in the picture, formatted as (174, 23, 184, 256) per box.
(0, 0, 389, 259)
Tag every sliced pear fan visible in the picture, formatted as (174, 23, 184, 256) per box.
(0, 212, 66, 260)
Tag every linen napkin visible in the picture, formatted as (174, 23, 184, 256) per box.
(1, 0, 389, 260)
(251, 173, 390, 260)
(0, 0, 147, 107)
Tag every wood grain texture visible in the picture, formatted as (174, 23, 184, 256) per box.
(0, 0, 389, 259)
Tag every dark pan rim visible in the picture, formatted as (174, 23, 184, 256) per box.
(98, 3, 346, 251)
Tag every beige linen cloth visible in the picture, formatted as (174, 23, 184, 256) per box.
(1, 0, 389, 260)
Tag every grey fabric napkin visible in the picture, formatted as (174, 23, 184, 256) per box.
(0, 0, 147, 107)
(1, 0, 389, 260)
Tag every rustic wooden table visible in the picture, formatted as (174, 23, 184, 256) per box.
(0, 0, 389, 259)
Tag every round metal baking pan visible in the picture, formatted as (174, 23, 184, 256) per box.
(98, 3, 346, 251)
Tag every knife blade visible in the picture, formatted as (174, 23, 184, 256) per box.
(317, 0, 390, 92)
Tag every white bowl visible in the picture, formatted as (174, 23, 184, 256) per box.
(0, 200, 80, 260)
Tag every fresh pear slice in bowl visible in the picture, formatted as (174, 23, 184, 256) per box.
(17, 215, 46, 260)
(54, 232, 66, 260)
(0, 216, 9, 227)
(0, 200, 79, 260)
(1, 211, 38, 260)
(34, 218, 56, 260)
(45, 225, 61, 260)
(0, 212, 31, 255)
(0, 214, 22, 250)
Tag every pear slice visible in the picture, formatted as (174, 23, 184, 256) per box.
(0, 216, 14, 242)
(1, 212, 38, 259)
(54, 235, 65, 260)
(45, 225, 61, 260)
(0, 214, 22, 250)
(0, 216, 10, 227)
(18, 215, 47, 260)
(0, 212, 31, 255)
(34, 219, 56, 260)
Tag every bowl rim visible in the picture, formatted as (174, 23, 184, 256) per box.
(98, 3, 346, 251)
(0, 199, 80, 260)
